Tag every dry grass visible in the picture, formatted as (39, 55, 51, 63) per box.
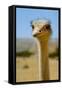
(16, 55, 59, 82)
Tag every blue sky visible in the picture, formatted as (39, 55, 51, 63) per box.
(16, 8, 59, 39)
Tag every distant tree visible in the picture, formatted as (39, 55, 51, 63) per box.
(49, 47, 59, 59)
(16, 50, 34, 57)
(16, 50, 34, 69)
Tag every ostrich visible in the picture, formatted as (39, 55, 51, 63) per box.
(31, 19, 52, 80)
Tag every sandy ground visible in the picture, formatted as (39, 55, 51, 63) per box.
(16, 56, 59, 82)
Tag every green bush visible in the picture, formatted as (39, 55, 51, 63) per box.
(49, 47, 59, 58)
(16, 50, 34, 57)
(49, 52, 58, 58)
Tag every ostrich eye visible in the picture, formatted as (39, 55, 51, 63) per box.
(46, 25, 50, 29)
(39, 30, 41, 32)
(32, 25, 34, 29)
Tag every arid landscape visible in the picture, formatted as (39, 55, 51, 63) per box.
(16, 38, 59, 82)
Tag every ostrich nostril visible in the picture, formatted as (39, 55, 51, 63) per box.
(33, 34, 37, 37)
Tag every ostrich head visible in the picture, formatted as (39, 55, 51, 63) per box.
(31, 19, 52, 41)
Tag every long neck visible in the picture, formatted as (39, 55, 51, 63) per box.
(39, 39, 49, 80)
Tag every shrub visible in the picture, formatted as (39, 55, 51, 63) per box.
(16, 50, 34, 57)
(49, 47, 59, 58)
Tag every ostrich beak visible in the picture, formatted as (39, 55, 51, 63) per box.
(32, 29, 38, 37)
